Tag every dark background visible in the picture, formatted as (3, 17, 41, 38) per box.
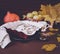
(0, 0, 60, 24)
(0, 1, 60, 54)
(0, 0, 60, 13)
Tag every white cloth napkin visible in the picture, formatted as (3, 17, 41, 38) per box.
(0, 20, 50, 49)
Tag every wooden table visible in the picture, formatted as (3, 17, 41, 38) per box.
(0, 37, 60, 54)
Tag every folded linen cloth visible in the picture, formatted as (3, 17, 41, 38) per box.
(0, 27, 11, 49)
(0, 20, 50, 48)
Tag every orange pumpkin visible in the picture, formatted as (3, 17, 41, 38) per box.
(4, 11, 20, 23)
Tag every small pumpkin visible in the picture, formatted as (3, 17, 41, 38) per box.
(4, 11, 20, 23)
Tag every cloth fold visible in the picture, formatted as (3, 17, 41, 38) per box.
(0, 27, 11, 49)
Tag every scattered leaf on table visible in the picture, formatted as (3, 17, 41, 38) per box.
(49, 28, 59, 31)
(41, 44, 56, 51)
(57, 37, 60, 42)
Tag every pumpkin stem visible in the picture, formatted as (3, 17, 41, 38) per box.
(7, 11, 10, 15)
